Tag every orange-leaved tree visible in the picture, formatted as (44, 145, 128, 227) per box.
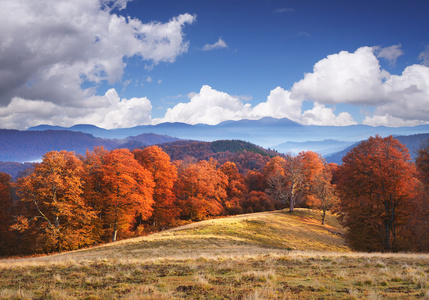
(297, 151, 325, 205)
(14, 151, 97, 253)
(264, 152, 324, 212)
(81, 146, 109, 242)
(99, 149, 154, 241)
(263, 156, 288, 207)
(336, 135, 418, 252)
(174, 158, 227, 220)
(219, 161, 247, 215)
(306, 163, 339, 225)
(133, 146, 178, 230)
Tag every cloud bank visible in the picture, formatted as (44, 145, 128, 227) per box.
(291, 46, 429, 126)
(0, 0, 195, 128)
(154, 85, 356, 126)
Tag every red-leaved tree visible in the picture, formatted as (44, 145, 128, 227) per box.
(336, 135, 418, 252)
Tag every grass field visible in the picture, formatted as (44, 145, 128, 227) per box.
(1, 209, 428, 299)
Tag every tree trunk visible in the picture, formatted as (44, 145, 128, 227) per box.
(321, 209, 326, 225)
(289, 186, 295, 212)
(384, 221, 391, 251)
(384, 197, 394, 251)
(55, 215, 62, 252)
(112, 222, 118, 242)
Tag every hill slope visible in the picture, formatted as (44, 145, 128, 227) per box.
(5, 209, 349, 263)
(0, 130, 181, 163)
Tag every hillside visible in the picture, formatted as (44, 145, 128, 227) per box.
(0, 130, 180, 163)
(158, 139, 279, 173)
(0, 129, 119, 162)
(24, 208, 349, 262)
(159, 139, 277, 160)
(2, 209, 429, 299)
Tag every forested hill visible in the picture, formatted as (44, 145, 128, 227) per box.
(158, 140, 279, 173)
(0, 130, 181, 163)
(0, 129, 119, 162)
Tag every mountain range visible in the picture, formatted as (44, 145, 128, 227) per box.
(1, 117, 428, 163)
(28, 117, 429, 152)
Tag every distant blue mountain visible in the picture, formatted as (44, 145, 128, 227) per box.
(274, 139, 356, 156)
(0, 129, 119, 162)
(0, 129, 180, 162)
(27, 118, 429, 152)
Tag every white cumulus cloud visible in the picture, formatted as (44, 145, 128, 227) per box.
(0, 89, 153, 129)
(291, 46, 388, 105)
(302, 103, 356, 126)
(363, 64, 429, 126)
(251, 87, 302, 121)
(156, 85, 251, 125)
(290, 45, 429, 127)
(155, 85, 357, 126)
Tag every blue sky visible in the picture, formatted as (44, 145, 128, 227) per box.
(1, 0, 429, 129)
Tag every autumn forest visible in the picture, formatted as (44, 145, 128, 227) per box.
(1, 135, 429, 257)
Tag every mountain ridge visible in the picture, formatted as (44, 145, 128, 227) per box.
(26, 117, 429, 155)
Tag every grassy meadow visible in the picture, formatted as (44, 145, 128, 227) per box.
(1, 209, 429, 299)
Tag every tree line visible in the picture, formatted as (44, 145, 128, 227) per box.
(0, 135, 428, 256)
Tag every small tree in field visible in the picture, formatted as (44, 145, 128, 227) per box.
(264, 152, 325, 212)
(306, 164, 339, 225)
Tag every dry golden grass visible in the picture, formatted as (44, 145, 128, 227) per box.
(1, 209, 429, 299)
